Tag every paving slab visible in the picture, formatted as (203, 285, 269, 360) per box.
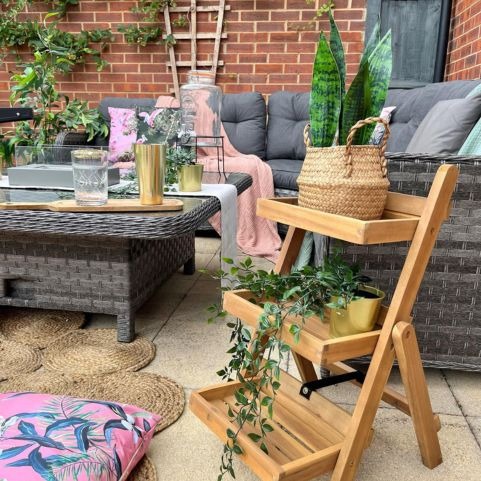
(467, 416, 481, 447)
(443, 370, 481, 417)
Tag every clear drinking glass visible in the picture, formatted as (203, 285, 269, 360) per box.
(71, 149, 108, 206)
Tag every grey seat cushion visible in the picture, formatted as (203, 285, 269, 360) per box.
(266, 91, 310, 161)
(265, 158, 303, 191)
(221, 93, 267, 159)
(386, 80, 481, 152)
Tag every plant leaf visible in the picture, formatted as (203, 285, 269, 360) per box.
(328, 9, 345, 98)
(357, 30, 393, 144)
(309, 32, 341, 147)
(45, 417, 85, 436)
(18, 421, 37, 436)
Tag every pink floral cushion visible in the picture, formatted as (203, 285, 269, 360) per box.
(108, 107, 137, 165)
(0, 392, 160, 481)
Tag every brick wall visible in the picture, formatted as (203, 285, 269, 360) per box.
(445, 0, 481, 80)
(0, 0, 366, 107)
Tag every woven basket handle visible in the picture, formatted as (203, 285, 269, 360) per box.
(345, 116, 391, 178)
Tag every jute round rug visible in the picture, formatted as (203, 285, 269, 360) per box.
(0, 370, 185, 434)
(0, 308, 85, 348)
(0, 339, 42, 381)
(42, 329, 156, 375)
(130, 456, 156, 481)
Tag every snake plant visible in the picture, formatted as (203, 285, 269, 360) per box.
(309, 11, 392, 147)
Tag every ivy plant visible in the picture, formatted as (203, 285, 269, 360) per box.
(206, 252, 367, 479)
(119, 0, 176, 46)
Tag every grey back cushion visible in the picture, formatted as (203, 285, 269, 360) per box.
(386, 80, 481, 152)
(266, 91, 310, 161)
(221, 93, 267, 159)
(97, 94, 267, 158)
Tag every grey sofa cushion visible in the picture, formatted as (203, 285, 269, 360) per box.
(266, 91, 310, 161)
(385, 80, 481, 152)
(405, 96, 481, 154)
(221, 93, 267, 158)
(265, 158, 303, 191)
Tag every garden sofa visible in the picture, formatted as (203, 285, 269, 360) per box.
(57, 80, 481, 371)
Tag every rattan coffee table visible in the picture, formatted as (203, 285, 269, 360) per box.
(0, 173, 251, 342)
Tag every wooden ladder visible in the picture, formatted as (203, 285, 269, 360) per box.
(191, 164, 458, 481)
(163, 0, 230, 98)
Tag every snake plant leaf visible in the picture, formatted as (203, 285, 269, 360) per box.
(340, 30, 392, 145)
(339, 59, 369, 145)
(309, 32, 341, 147)
(357, 30, 393, 144)
(361, 18, 381, 67)
(328, 9, 345, 97)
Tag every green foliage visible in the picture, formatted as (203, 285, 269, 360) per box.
(207, 253, 370, 479)
(165, 146, 196, 186)
(0, 1, 113, 72)
(9, 52, 108, 149)
(117, 25, 164, 46)
(309, 10, 392, 147)
(119, 0, 176, 46)
(309, 32, 341, 148)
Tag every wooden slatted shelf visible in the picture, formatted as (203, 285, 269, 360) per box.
(190, 368, 357, 481)
(223, 290, 383, 365)
(256, 194, 424, 245)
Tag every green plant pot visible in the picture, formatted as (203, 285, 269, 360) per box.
(329, 286, 385, 338)
(179, 164, 203, 192)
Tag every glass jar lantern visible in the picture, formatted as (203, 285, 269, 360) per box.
(180, 70, 222, 147)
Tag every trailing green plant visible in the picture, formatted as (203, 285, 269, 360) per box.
(117, 24, 164, 46)
(9, 51, 108, 149)
(309, 10, 392, 147)
(206, 252, 370, 479)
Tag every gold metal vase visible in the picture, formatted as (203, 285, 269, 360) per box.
(179, 164, 204, 192)
(329, 286, 385, 338)
(133, 143, 166, 205)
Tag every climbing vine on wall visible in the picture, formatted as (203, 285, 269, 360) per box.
(118, 0, 176, 46)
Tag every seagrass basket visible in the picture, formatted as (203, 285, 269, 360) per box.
(297, 117, 390, 220)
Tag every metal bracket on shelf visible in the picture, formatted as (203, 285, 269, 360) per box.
(299, 371, 366, 400)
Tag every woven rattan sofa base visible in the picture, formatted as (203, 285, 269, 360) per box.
(0, 231, 194, 342)
(337, 153, 481, 372)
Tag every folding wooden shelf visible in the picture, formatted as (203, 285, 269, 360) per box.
(191, 165, 458, 481)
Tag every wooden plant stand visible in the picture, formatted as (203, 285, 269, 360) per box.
(190, 165, 458, 481)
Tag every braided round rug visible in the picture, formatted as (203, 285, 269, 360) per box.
(42, 329, 156, 375)
(0, 371, 185, 434)
(130, 456, 157, 481)
(0, 307, 85, 349)
(0, 339, 42, 381)
(82, 371, 185, 433)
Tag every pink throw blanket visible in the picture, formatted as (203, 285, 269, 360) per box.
(157, 95, 281, 261)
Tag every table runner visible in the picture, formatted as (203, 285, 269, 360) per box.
(165, 183, 237, 285)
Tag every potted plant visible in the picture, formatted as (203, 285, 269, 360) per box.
(166, 145, 203, 192)
(323, 252, 385, 338)
(297, 11, 393, 220)
(207, 252, 384, 479)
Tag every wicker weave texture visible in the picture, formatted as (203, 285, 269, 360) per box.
(0, 233, 194, 342)
(339, 156, 481, 371)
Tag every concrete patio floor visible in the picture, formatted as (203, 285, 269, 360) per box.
(89, 236, 481, 481)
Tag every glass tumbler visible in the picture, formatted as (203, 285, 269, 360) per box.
(71, 149, 108, 206)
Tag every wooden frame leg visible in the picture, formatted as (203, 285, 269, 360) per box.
(392, 322, 442, 469)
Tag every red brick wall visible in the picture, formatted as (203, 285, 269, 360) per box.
(0, 0, 366, 107)
(445, 0, 481, 80)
